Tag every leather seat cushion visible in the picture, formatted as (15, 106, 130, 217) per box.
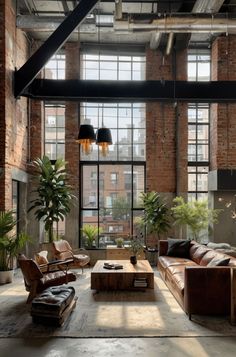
(166, 268, 185, 296)
(158, 256, 197, 269)
(38, 270, 76, 292)
(190, 245, 211, 264)
(31, 286, 75, 317)
(74, 254, 90, 264)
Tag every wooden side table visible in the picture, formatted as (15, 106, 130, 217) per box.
(231, 267, 236, 325)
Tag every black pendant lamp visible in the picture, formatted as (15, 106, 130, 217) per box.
(96, 105, 112, 157)
(96, 127, 112, 157)
(76, 124, 96, 155)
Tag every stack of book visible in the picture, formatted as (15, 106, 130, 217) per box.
(103, 262, 123, 270)
(133, 278, 148, 288)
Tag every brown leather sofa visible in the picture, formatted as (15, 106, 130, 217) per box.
(158, 240, 236, 319)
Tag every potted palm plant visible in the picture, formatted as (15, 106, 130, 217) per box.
(81, 224, 102, 248)
(29, 156, 75, 243)
(140, 191, 171, 247)
(0, 210, 30, 284)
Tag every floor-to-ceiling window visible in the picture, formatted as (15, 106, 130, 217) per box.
(42, 54, 66, 240)
(80, 52, 146, 248)
(187, 50, 210, 202)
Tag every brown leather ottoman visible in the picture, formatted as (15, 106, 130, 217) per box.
(31, 286, 77, 326)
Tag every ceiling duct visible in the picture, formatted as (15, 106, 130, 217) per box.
(114, 16, 236, 34)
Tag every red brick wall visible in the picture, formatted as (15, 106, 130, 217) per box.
(0, 1, 29, 210)
(146, 48, 187, 194)
(65, 43, 80, 193)
(0, 1, 6, 209)
(211, 35, 236, 170)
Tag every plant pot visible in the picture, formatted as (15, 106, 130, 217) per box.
(116, 244, 123, 248)
(130, 255, 137, 265)
(0, 270, 13, 284)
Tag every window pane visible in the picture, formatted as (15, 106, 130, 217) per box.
(188, 63, 196, 81)
(81, 212, 99, 248)
(133, 166, 144, 208)
(133, 211, 145, 237)
(197, 173, 208, 191)
(198, 63, 210, 81)
(82, 166, 98, 208)
(188, 173, 196, 191)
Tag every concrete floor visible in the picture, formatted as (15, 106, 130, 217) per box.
(0, 337, 236, 357)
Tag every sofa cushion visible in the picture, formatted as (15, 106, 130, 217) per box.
(166, 267, 185, 295)
(190, 245, 211, 264)
(207, 257, 230, 267)
(207, 242, 231, 250)
(158, 256, 197, 269)
(199, 250, 224, 266)
(166, 239, 190, 258)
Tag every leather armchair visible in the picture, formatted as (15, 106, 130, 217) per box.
(52, 239, 90, 272)
(18, 254, 77, 303)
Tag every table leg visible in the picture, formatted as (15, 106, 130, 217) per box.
(231, 267, 236, 325)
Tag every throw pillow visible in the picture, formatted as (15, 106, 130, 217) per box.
(207, 242, 231, 250)
(207, 257, 230, 267)
(166, 238, 190, 258)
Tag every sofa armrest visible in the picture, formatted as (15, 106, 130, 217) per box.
(158, 240, 168, 256)
(184, 266, 231, 316)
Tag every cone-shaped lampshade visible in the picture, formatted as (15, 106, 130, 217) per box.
(76, 124, 96, 155)
(96, 127, 112, 157)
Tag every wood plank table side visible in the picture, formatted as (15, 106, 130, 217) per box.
(231, 267, 236, 325)
(91, 260, 154, 291)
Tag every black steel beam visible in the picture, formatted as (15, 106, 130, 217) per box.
(24, 79, 236, 103)
(14, 0, 98, 98)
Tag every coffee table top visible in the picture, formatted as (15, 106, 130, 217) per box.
(92, 260, 153, 273)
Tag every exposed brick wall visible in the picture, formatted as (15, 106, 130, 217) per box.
(0, 1, 6, 210)
(29, 99, 43, 164)
(65, 43, 80, 193)
(145, 48, 187, 245)
(0, 1, 29, 210)
(146, 48, 187, 194)
(211, 35, 236, 170)
(64, 43, 80, 247)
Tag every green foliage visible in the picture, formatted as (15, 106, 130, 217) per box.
(115, 237, 124, 247)
(112, 197, 130, 220)
(129, 235, 144, 256)
(171, 196, 222, 241)
(29, 156, 75, 243)
(81, 224, 102, 248)
(140, 191, 170, 240)
(0, 211, 30, 271)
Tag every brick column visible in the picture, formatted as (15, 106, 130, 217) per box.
(146, 48, 187, 243)
(65, 43, 80, 248)
(0, 1, 29, 210)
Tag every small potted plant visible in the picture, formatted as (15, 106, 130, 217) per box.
(0, 210, 30, 284)
(115, 237, 124, 248)
(129, 235, 144, 264)
(81, 224, 102, 248)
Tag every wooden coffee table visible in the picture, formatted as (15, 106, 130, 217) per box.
(91, 260, 154, 291)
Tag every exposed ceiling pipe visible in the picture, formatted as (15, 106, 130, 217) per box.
(192, 0, 225, 13)
(114, 17, 236, 33)
(150, 31, 162, 50)
(115, 0, 122, 20)
(165, 32, 174, 56)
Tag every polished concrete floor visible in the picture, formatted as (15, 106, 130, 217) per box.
(0, 337, 236, 356)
